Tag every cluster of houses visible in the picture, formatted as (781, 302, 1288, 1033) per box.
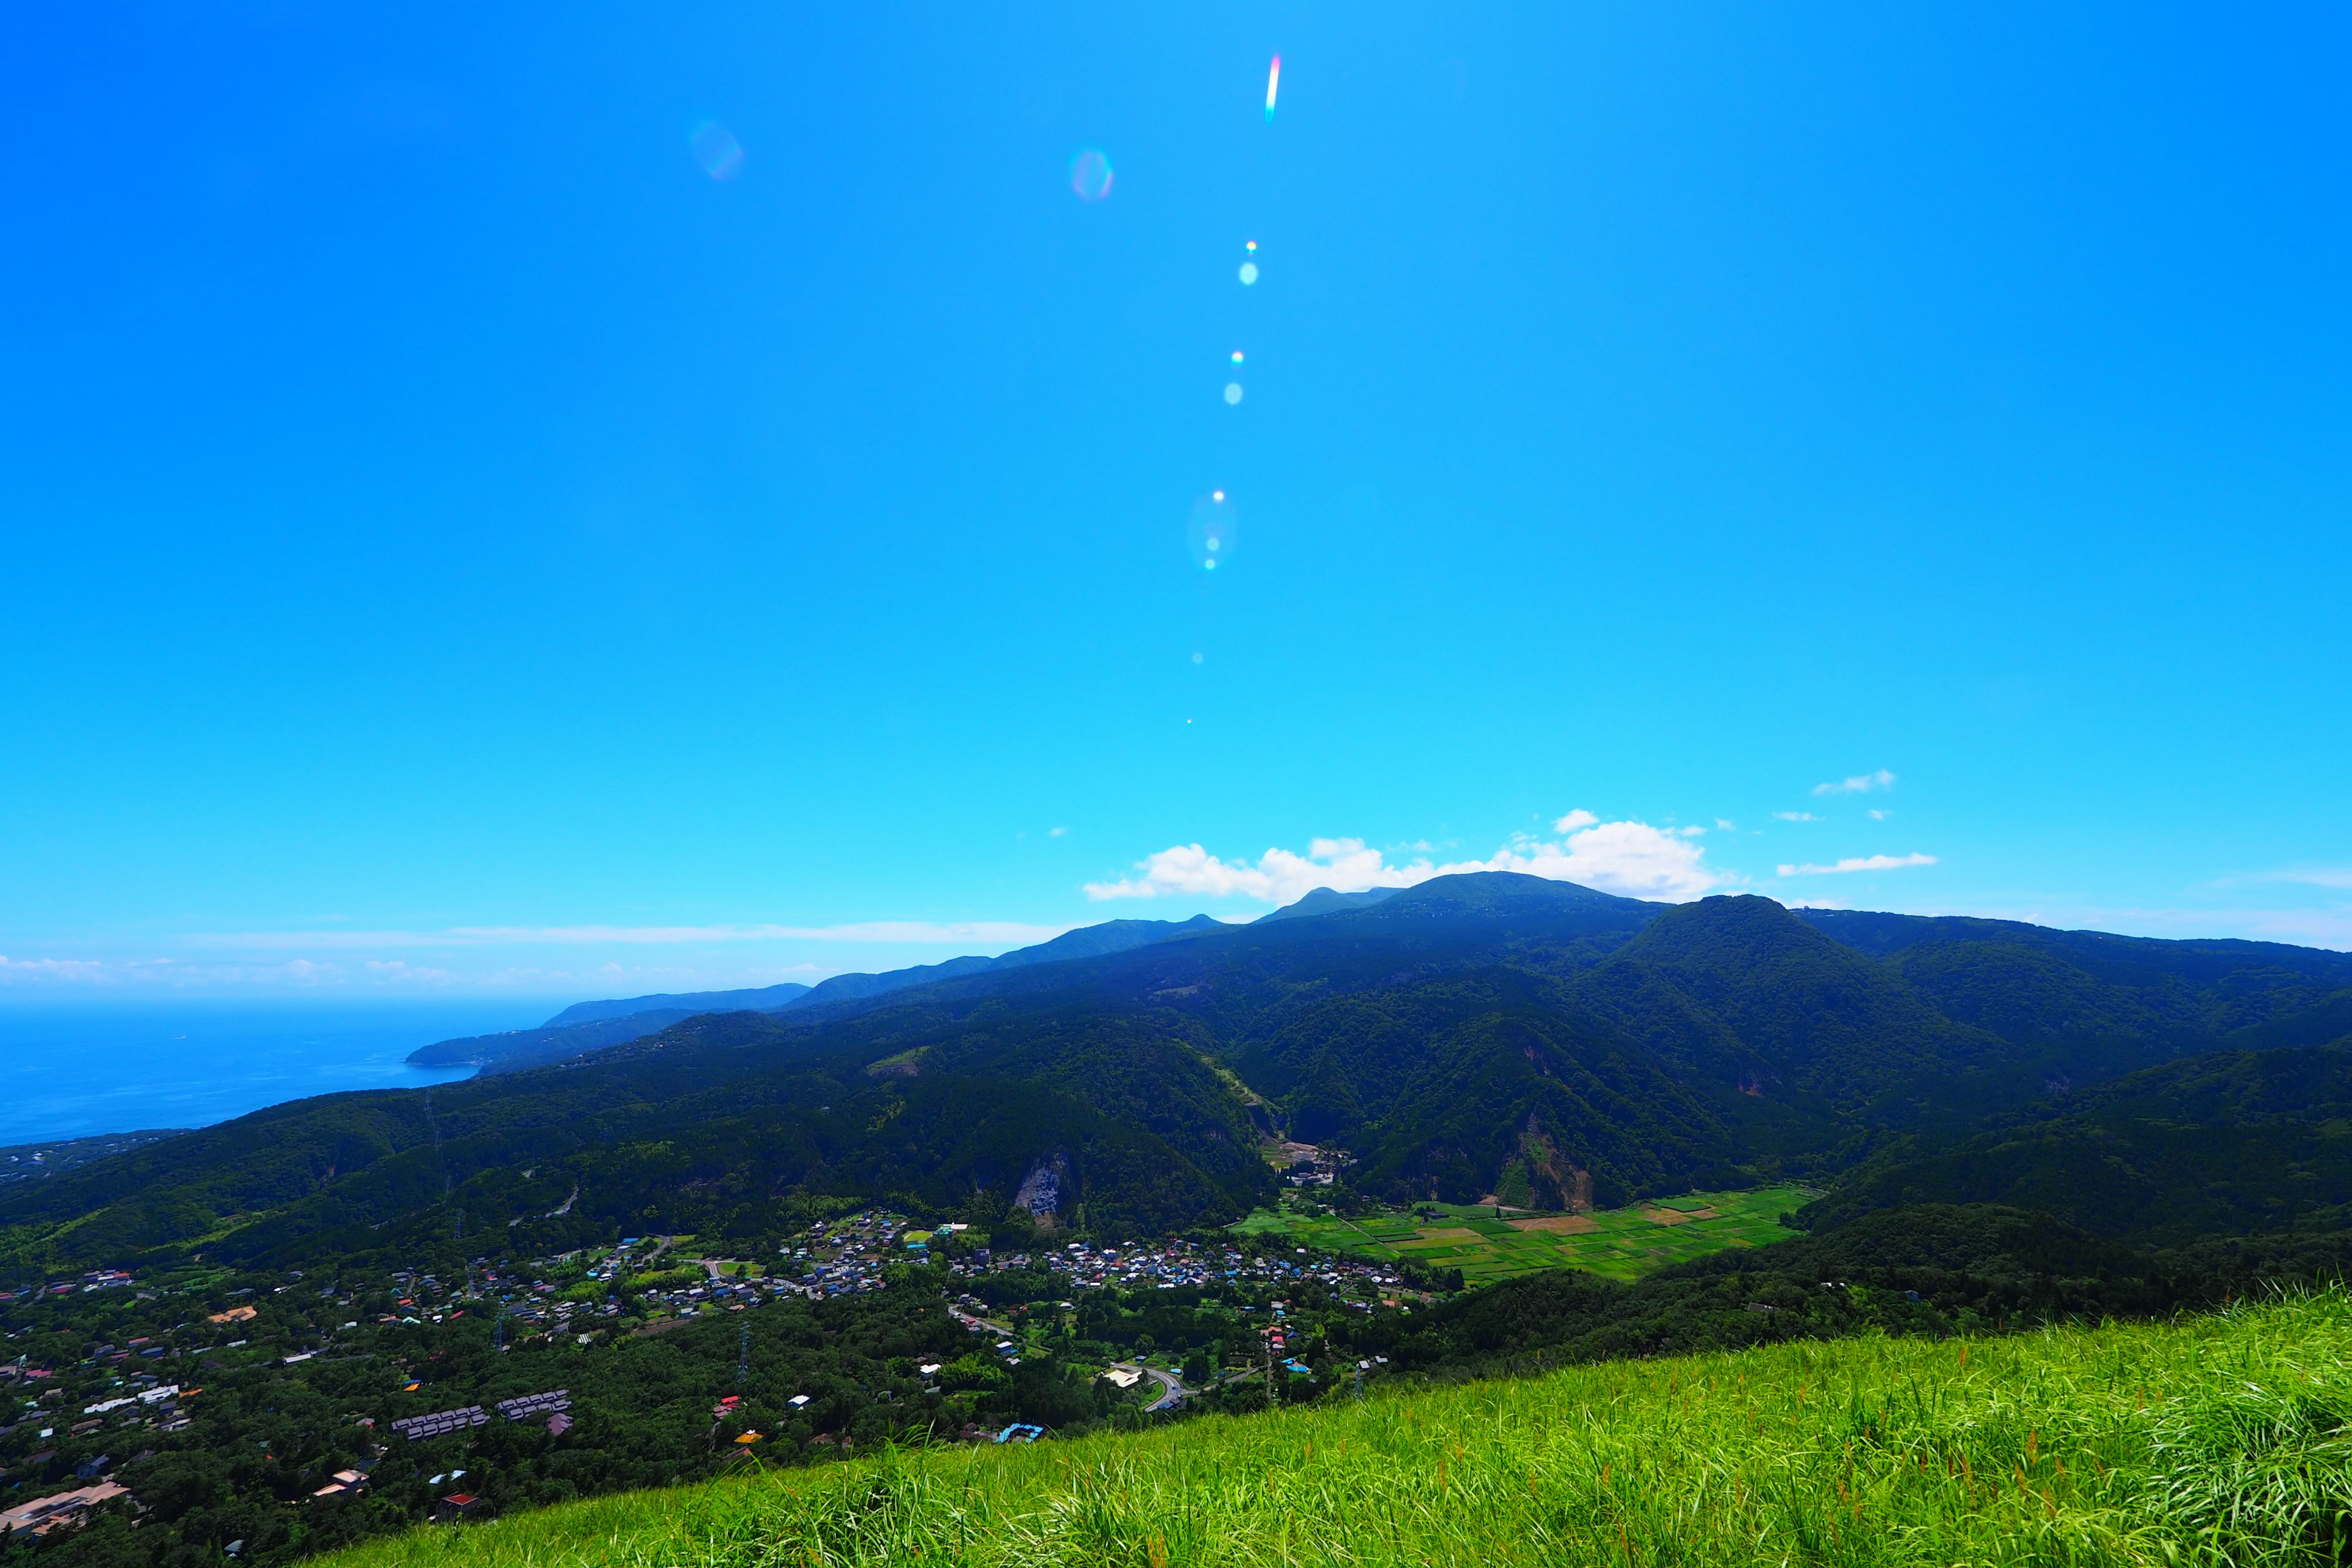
(945, 1238, 1408, 1300)
(776, 1211, 950, 1297)
(1270, 1143, 1354, 1188)
(0, 1270, 138, 1304)
(388, 1404, 490, 1441)
(391, 1390, 569, 1442)
(0, 1210, 1424, 1540)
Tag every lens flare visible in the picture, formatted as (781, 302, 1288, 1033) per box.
(1230, 350, 1245, 364)
(1223, 383, 1243, 405)
(1245, 239, 1257, 252)
(689, 123, 744, 181)
(1238, 261, 1259, 285)
(1069, 148, 1114, 202)
(1265, 55, 1281, 121)
(1187, 492, 1238, 570)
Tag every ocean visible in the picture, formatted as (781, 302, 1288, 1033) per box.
(0, 1001, 565, 1147)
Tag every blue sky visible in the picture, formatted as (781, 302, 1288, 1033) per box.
(4, 2, 2348, 1003)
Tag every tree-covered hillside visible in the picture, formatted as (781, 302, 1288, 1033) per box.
(1805, 1042, 2352, 1241)
(6, 873, 2352, 1282)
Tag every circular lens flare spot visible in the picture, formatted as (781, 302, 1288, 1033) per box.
(1230, 350, 1245, 364)
(1238, 261, 1259, 285)
(690, 123, 744, 181)
(1069, 149, 1114, 202)
(1187, 492, 1238, 570)
(1224, 383, 1244, 404)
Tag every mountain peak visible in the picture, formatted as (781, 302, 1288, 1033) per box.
(1259, 886, 1403, 923)
(1369, 870, 1652, 918)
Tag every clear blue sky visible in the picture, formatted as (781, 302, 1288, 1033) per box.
(4, 2, 2348, 1003)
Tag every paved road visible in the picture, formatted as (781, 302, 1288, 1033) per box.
(1142, 1366, 1188, 1412)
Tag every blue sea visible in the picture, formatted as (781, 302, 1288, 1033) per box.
(0, 1001, 567, 1147)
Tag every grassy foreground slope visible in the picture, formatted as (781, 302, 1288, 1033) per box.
(323, 1294, 2352, 1568)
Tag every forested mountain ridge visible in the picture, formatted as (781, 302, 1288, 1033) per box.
(1803, 1041, 2352, 1241)
(405, 914, 1226, 1072)
(6, 872, 2351, 1279)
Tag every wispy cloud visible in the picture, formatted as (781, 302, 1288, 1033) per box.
(1774, 811, 1819, 822)
(183, 921, 1071, 950)
(2210, 867, 2352, 891)
(1776, 853, 1939, 877)
(0, 954, 108, 982)
(0, 955, 393, 989)
(1813, 769, 1898, 796)
(1086, 812, 1728, 905)
(0, 951, 845, 992)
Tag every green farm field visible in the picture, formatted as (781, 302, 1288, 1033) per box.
(311, 1291, 2352, 1568)
(1230, 1184, 1813, 1283)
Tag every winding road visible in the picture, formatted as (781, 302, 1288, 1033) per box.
(1141, 1365, 1187, 1412)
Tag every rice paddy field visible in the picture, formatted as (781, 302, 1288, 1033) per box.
(1229, 1184, 1812, 1282)
(317, 1291, 2352, 1568)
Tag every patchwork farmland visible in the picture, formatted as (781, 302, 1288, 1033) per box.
(1230, 1185, 1813, 1282)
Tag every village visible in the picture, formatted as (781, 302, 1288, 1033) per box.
(962, 1236, 1411, 1302)
(0, 1174, 1501, 1551)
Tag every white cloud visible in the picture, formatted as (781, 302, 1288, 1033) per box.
(1086, 814, 1728, 905)
(1488, 820, 1724, 899)
(1868, 809, 1891, 820)
(1776, 853, 1939, 877)
(1774, 811, 1819, 823)
(1049, 826, 1068, 838)
(1715, 819, 1737, 831)
(1084, 839, 1410, 904)
(1814, 769, 1898, 796)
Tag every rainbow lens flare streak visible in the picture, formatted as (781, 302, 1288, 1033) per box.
(1265, 55, 1281, 121)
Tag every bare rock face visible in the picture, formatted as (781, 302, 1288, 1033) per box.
(1012, 1152, 1072, 1231)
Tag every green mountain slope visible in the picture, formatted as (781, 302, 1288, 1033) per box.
(1235, 968, 1739, 1206)
(1806, 1042, 2352, 1242)
(10, 873, 2352, 1280)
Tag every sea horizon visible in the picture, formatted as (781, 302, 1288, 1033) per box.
(0, 998, 574, 1147)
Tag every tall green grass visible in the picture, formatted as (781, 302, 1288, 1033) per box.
(323, 1292, 2352, 1567)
